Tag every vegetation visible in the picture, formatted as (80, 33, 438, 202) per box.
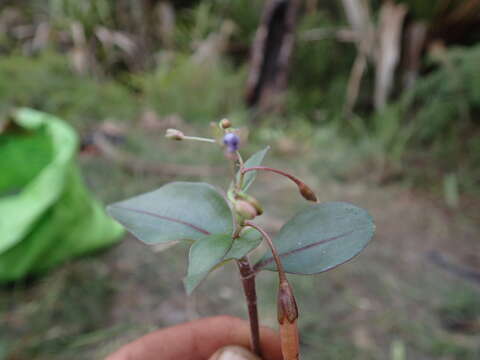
(1, 0, 479, 359)
(0, 53, 137, 129)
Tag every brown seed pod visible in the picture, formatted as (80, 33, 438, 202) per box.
(219, 118, 232, 129)
(278, 281, 300, 360)
(298, 182, 318, 202)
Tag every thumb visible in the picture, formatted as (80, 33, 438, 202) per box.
(208, 346, 262, 360)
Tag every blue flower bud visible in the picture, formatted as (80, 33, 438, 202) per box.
(223, 133, 240, 153)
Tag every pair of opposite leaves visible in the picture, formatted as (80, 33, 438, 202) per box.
(107, 147, 375, 294)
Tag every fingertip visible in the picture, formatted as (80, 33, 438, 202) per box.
(105, 316, 283, 360)
(258, 325, 283, 360)
(221, 317, 282, 360)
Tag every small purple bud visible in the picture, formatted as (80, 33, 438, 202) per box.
(223, 133, 240, 153)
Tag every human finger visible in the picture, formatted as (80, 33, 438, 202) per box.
(106, 315, 282, 360)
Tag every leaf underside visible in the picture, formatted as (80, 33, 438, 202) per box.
(184, 233, 233, 295)
(108, 182, 264, 295)
(107, 182, 233, 244)
(256, 202, 375, 275)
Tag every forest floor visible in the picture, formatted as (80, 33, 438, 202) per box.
(1, 128, 480, 360)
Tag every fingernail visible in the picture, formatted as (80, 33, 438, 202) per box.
(208, 346, 261, 360)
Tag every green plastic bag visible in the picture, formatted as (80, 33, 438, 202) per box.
(0, 108, 123, 283)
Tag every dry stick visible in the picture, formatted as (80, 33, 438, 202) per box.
(244, 221, 300, 360)
(241, 167, 318, 203)
(237, 257, 262, 357)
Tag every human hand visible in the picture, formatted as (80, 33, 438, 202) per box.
(106, 316, 282, 360)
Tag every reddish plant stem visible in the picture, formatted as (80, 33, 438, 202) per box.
(236, 256, 262, 357)
(241, 166, 318, 202)
(241, 166, 300, 184)
(244, 221, 287, 283)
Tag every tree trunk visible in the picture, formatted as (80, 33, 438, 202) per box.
(245, 0, 301, 116)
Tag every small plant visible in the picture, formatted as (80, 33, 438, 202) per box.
(107, 119, 375, 359)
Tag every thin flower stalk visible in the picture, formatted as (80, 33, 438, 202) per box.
(241, 166, 318, 202)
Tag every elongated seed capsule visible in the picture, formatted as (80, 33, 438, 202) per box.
(278, 281, 300, 360)
(280, 320, 300, 360)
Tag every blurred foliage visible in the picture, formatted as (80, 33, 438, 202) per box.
(45, 0, 114, 31)
(0, 53, 137, 129)
(397, 0, 480, 23)
(0, 0, 478, 193)
(407, 46, 480, 144)
(209, 0, 263, 48)
(174, 0, 262, 61)
(175, 3, 221, 51)
(138, 55, 247, 124)
(367, 45, 480, 191)
(437, 285, 480, 334)
(288, 10, 354, 123)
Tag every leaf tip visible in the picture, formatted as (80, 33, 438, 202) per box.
(183, 276, 197, 296)
(105, 203, 119, 219)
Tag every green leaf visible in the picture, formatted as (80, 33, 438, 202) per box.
(237, 146, 270, 191)
(256, 202, 375, 274)
(184, 234, 233, 294)
(107, 182, 233, 244)
(184, 229, 263, 294)
(224, 228, 262, 260)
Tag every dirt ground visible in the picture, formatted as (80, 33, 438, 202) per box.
(1, 139, 479, 360)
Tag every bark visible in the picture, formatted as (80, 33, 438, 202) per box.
(402, 21, 427, 90)
(374, 1, 408, 110)
(245, 0, 301, 115)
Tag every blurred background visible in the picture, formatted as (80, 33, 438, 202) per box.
(1, 0, 479, 359)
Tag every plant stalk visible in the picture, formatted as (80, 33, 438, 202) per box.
(244, 221, 300, 360)
(244, 222, 287, 283)
(237, 256, 262, 357)
(183, 135, 216, 143)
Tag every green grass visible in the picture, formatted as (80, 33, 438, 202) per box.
(0, 53, 138, 131)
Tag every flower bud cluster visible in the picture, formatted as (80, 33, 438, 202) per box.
(234, 200, 258, 220)
(233, 193, 263, 222)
